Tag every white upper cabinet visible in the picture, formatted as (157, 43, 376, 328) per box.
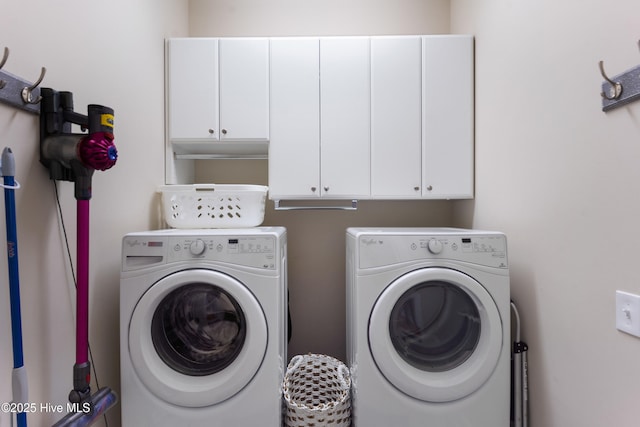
(219, 38, 269, 141)
(167, 38, 269, 149)
(319, 37, 371, 198)
(168, 38, 219, 140)
(370, 36, 423, 198)
(269, 38, 320, 199)
(269, 37, 371, 200)
(167, 35, 474, 198)
(422, 35, 474, 199)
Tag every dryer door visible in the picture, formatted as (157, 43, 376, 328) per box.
(128, 269, 267, 407)
(369, 267, 502, 402)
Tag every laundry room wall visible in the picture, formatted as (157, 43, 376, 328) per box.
(188, 0, 455, 362)
(0, 1, 187, 426)
(451, 1, 640, 426)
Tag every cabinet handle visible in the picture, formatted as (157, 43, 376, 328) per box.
(311, 187, 317, 192)
(426, 185, 433, 191)
(414, 186, 420, 191)
(208, 129, 215, 135)
(324, 186, 329, 192)
(221, 129, 227, 135)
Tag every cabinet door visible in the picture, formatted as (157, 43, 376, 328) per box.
(320, 37, 370, 198)
(219, 38, 269, 141)
(370, 36, 422, 198)
(422, 36, 474, 199)
(167, 38, 219, 140)
(269, 38, 320, 199)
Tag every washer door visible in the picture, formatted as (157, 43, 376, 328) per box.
(128, 269, 267, 407)
(369, 267, 502, 402)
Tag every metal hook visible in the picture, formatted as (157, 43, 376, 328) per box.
(0, 47, 9, 70)
(21, 66, 46, 104)
(0, 47, 9, 90)
(599, 60, 622, 100)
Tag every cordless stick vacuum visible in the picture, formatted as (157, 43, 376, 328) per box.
(39, 88, 118, 427)
(2, 147, 28, 427)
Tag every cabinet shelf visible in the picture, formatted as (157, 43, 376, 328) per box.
(172, 140, 268, 159)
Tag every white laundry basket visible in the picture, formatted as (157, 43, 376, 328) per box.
(283, 354, 351, 427)
(159, 184, 268, 228)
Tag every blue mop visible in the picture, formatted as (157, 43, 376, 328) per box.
(2, 147, 28, 427)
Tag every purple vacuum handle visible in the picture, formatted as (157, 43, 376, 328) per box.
(78, 132, 117, 171)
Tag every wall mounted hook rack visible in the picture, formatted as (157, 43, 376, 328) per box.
(600, 40, 640, 112)
(0, 47, 46, 114)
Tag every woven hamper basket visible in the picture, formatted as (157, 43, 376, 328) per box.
(283, 354, 352, 427)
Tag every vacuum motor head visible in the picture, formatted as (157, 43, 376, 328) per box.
(78, 131, 117, 171)
(39, 89, 118, 199)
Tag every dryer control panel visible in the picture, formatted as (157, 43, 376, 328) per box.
(122, 234, 278, 271)
(356, 233, 507, 270)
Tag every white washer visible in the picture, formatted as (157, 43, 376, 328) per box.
(346, 228, 510, 427)
(120, 227, 287, 426)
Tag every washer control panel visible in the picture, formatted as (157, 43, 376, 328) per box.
(169, 236, 276, 269)
(122, 234, 277, 270)
(358, 233, 507, 269)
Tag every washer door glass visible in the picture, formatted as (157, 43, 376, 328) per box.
(151, 283, 246, 376)
(128, 269, 267, 408)
(369, 268, 503, 403)
(389, 281, 480, 373)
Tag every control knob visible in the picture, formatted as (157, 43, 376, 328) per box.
(189, 239, 206, 256)
(427, 238, 443, 254)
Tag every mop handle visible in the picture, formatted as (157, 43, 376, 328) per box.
(3, 148, 23, 369)
(76, 199, 89, 365)
(3, 147, 28, 427)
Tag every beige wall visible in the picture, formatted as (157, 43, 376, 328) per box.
(189, 0, 454, 363)
(189, 0, 451, 36)
(0, 1, 188, 426)
(451, 0, 640, 426)
(6, 1, 635, 427)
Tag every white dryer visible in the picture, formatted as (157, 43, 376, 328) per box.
(346, 228, 510, 427)
(120, 227, 287, 426)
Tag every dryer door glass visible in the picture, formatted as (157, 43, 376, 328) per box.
(369, 267, 503, 402)
(151, 283, 246, 376)
(389, 281, 480, 372)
